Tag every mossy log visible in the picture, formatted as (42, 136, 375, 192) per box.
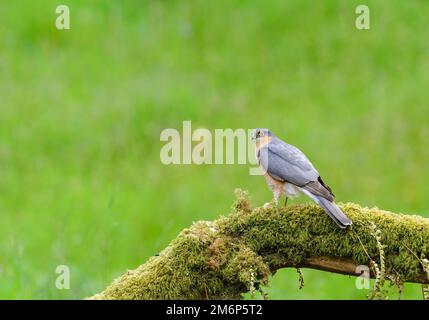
(90, 190, 429, 300)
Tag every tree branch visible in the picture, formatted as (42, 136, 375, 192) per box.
(90, 190, 429, 299)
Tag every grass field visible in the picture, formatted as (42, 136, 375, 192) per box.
(0, 0, 428, 299)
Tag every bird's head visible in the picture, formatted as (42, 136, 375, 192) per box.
(251, 128, 273, 141)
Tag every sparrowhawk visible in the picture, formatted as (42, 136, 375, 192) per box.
(252, 128, 352, 229)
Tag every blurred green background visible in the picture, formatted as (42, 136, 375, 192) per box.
(0, 0, 428, 299)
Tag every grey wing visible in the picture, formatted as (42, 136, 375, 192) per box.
(259, 139, 347, 226)
(258, 141, 319, 187)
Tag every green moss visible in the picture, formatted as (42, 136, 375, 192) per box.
(90, 190, 429, 300)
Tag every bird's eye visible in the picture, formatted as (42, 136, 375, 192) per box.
(260, 131, 265, 137)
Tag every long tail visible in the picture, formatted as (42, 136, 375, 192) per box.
(301, 190, 352, 229)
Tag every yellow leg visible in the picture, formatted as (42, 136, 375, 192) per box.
(284, 197, 289, 207)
